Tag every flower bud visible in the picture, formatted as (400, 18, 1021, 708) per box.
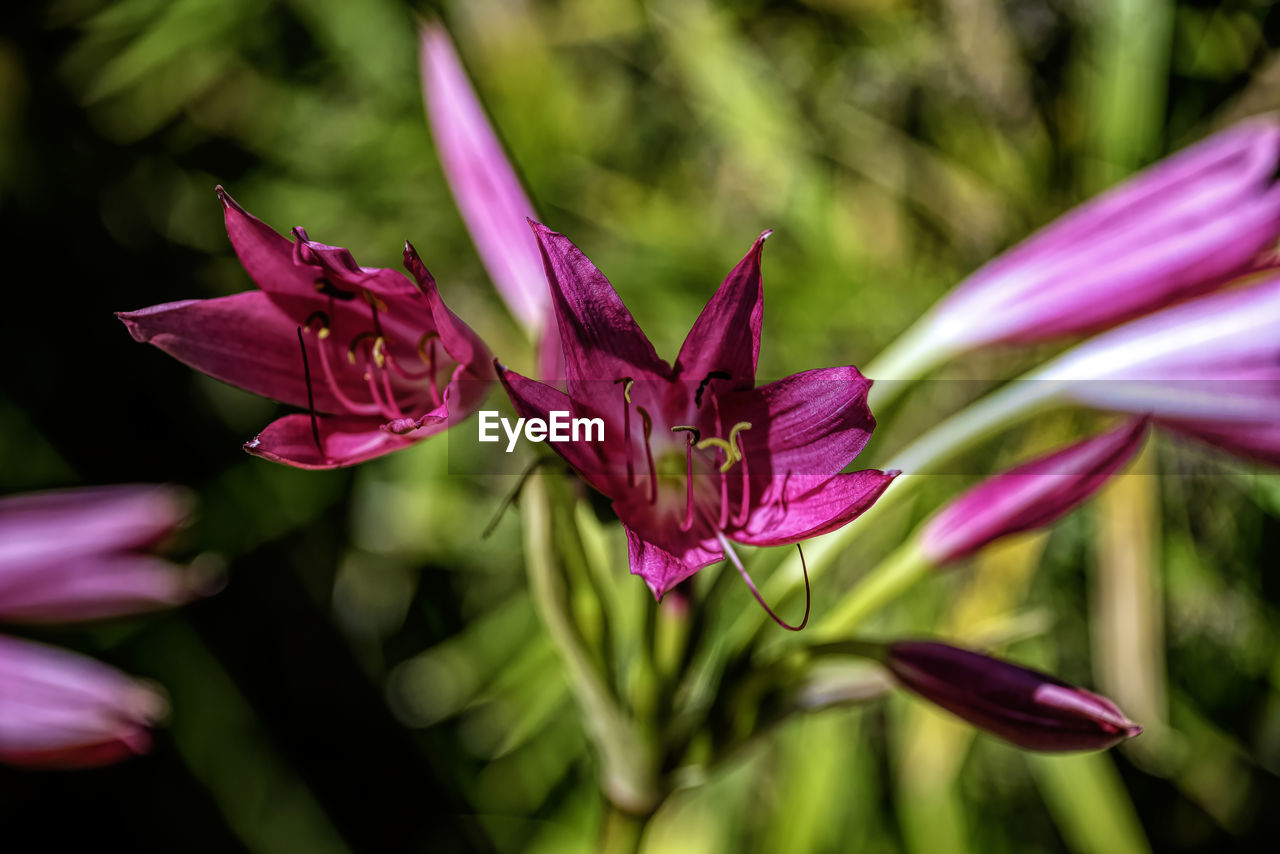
(886, 641, 1141, 752)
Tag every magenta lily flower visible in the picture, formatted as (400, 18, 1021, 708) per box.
(886, 641, 1141, 752)
(1039, 275, 1280, 466)
(0, 484, 201, 622)
(881, 118, 1280, 377)
(420, 22, 563, 382)
(920, 420, 1149, 564)
(119, 188, 492, 469)
(0, 484, 197, 767)
(0, 635, 167, 768)
(498, 223, 897, 608)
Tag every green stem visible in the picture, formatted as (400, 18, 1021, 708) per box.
(599, 802, 652, 854)
(522, 479, 659, 813)
(885, 377, 1059, 475)
(862, 316, 952, 413)
(813, 541, 934, 637)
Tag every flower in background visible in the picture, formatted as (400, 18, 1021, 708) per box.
(920, 419, 1149, 564)
(876, 118, 1280, 381)
(119, 189, 493, 469)
(419, 21, 563, 382)
(499, 223, 897, 608)
(0, 485, 197, 767)
(885, 641, 1141, 752)
(1038, 276, 1280, 466)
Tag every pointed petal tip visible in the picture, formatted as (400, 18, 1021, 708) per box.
(214, 184, 238, 211)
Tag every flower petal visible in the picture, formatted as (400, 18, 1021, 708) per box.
(625, 525, 723, 600)
(726, 366, 876, 476)
(733, 470, 897, 547)
(674, 231, 768, 389)
(0, 635, 166, 768)
(529, 222, 670, 395)
(931, 117, 1280, 348)
(218, 186, 323, 314)
(419, 22, 548, 334)
(244, 413, 433, 470)
(495, 365, 611, 491)
(118, 292, 366, 413)
(403, 242, 493, 378)
(0, 554, 201, 623)
(0, 485, 188, 571)
(920, 419, 1149, 564)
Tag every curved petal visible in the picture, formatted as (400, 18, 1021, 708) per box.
(419, 22, 547, 334)
(0, 485, 189, 571)
(0, 635, 165, 768)
(726, 366, 876, 476)
(530, 222, 670, 396)
(625, 525, 723, 600)
(674, 231, 768, 389)
(244, 413, 431, 469)
(118, 292, 367, 413)
(218, 186, 322, 314)
(496, 365, 611, 491)
(403, 242, 493, 377)
(732, 470, 897, 547)
(0, 554, 203, 623)
(920, 419, 1149, 564)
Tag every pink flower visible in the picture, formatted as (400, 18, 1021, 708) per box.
(498, 223, 897, 603)
(420, 22, 545, 335)
(1039, 276, 1280, 466)
(0, 635, 167, 768)
(886, 641, 1141, 752)
(119, 189, 493, 469)
(0, 484, 199, 622)
(908, 118, 1280, 358)
(0, 485, 195, 767)
(419, 22, 562, 381)
(920, 420, 1149, 564)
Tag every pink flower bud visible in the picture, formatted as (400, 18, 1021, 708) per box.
(886, 641, 1141, 752)
(920, 420, 1148, 564)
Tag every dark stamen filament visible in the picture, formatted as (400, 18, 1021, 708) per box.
(636, 405, 657, 503)
(695, 370, 731, 409)
(733, 428, 752, 527)
(716, 532, 810, 632)
(614, 377, 635, 486)
(672, 427, 699, 531)
(296, 326, 323, 457)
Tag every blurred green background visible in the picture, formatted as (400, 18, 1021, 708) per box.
(2, 0, 1279, 851)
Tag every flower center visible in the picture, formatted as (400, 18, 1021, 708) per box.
(297, 285, 446, 426)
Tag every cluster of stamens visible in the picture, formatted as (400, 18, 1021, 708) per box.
(615, 373, 757, 533)
(293, 276, 445, 449)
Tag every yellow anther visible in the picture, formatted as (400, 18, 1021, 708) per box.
(671, 425, 700, 443)
(696, 437, 738, 472)
(614, 377, 635, 404)
(371, 336, 387, 368)
(348, 331, 379, 365)
(417, 332, 440, 364)
(362, 290, 388, 313)
(304, 310, 332, 338)
(696, 422, 753, 473)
